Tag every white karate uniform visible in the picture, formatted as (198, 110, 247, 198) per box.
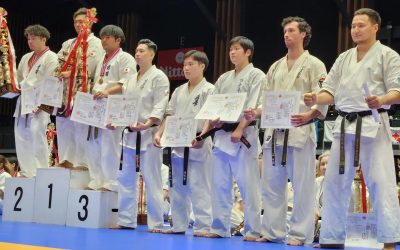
(0, 170, 11, 214)
(56, 33, 104, 167)
(165, 78, 214, 233)
(117, 65, 169, 229)
(86, 49, 137, 191)
(319, 41, 400, 244)
(13, 49, 58, 177)
(260, 51, 327, 243)
(209, 63, 264, 238)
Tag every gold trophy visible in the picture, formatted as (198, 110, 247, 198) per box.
(39, 7, 97, 116)
(0, 7, 18, 98)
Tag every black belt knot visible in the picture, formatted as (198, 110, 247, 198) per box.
(337, 108, 386, 175)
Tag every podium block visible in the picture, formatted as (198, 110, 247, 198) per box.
(33, 168, 70, 225)
(2, 178, 35, 222)
(69, 168, 90, 190)
(66, 190, 118, 228)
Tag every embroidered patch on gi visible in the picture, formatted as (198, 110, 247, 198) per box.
(296, 66, 305, 78)
(35, 65, 41, 74)
(237, 79, 244, 92)
(318, 74, 326, 88)
(192, 94, 200, 106)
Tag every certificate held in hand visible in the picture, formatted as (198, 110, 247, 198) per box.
(261, 91, 300, 128)
(161, 116, 197, 147)
(195, 93, 247, 122)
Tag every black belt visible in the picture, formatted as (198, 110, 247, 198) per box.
(167, 132, 201, 187)
(195, 120, 256, 149)
(119, 124, 158, 171)
(86, 126, 99, 141)
(271, 117, 320, 167)
(337, 108, 386, 174)
(271, 128, 290, 167)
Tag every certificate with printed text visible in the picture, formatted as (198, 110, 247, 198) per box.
(261, 91, 300, 128)
(195, 93, 247, 122)
(38, 76, 63, 108)
(104, 95, 140, 127)
(161, 116, 197, 147)
(70, 92, 107, 128)
(345, 213, 383, 248)
(21, 85, 41, 115)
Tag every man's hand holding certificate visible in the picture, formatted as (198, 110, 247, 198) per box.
(261, 91, 301, 128)
(104, 95, 140, 127)
(160, 116, 197, 147)
(70, 92, 107, 128)
(38, 76, 63, 108)
(195, 93, 247, 122)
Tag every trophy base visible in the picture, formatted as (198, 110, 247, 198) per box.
(39, 104, 55, 115)
(137, 214, 147, 225)
(0, 83, 19, 99)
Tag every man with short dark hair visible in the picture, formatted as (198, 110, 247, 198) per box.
(304, 8, 400, 249)
(13, 24, 58, 177)
(56, 7, 104, 169)
(113, 39, 170, 232)
(86, 24, 137, 191)
(154, 50, 214, 236)
(200, 36, 264, 241)
(245, 16, 327, 245)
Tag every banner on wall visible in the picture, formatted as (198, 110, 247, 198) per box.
(157, 47, 204, 81)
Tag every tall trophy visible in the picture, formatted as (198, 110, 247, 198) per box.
(39, 8, 97, 116)
(0, 7, 18, 99)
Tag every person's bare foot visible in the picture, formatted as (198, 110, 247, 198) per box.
(243, 235, 258, 242)
(383, 243, 396, 250)
(162, 229, 185, 234)
(193, 231, 208, 237)
(110, 225, 135, 230)
(58, 161, 73, 169)
(287, 239, 304, 246)
(148, 228, 163, 233)
(205, 233, 222, 238)
(313, 243, 345, 249)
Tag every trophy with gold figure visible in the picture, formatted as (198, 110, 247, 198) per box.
(39, 7, 98, 116)
(0, 7, 18, 99)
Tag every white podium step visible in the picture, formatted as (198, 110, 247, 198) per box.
(66, 190, 118, 228)
(69, 168, 90, 190)
(33, 167, 70, 225)
(2, 177, 35, 222)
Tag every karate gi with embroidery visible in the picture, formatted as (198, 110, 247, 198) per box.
(14, 48, 58, 177)
(56, 33, 104, 167)
(86, 48, 136, 191)
(259, 51, 327, 244)
(117, 65, 169, 230)
(209, 62, 264, 238)
(165, 78, 214, 234)
(318, 40, 400, 245)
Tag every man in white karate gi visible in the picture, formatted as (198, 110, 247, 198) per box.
(14, 24, 58, 177)
(56, 7, 104, 169)
(244, 16, 327, 245)
(113, 39, 169, 232)
(153, 50, 213, 236)
(304, 8, 400, 250)
(86, 25, 137, 191)
(201, 36, 264, 241)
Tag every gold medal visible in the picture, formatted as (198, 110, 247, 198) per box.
(99, 77, 103, 84)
